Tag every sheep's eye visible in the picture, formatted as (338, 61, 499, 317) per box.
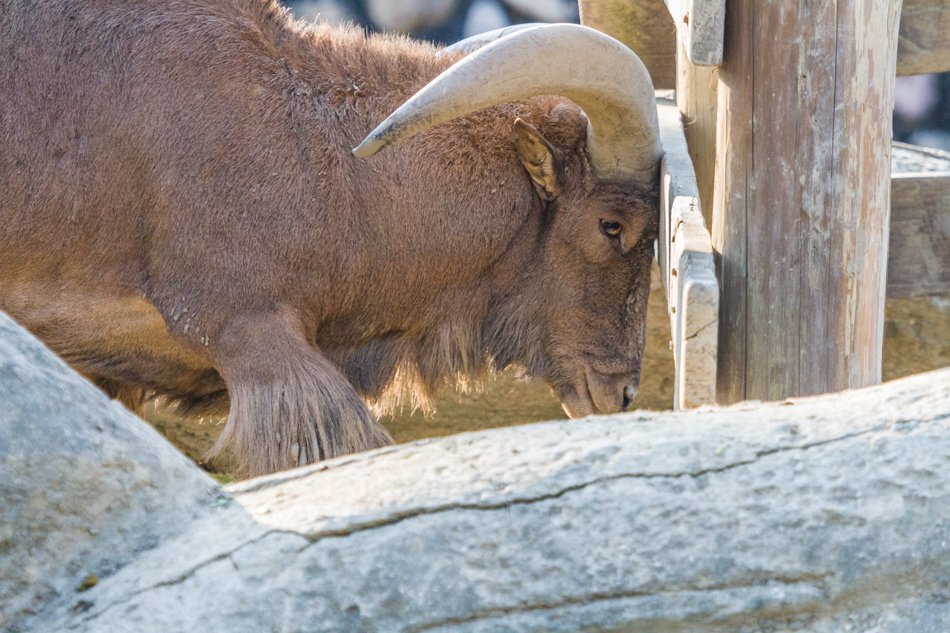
(600, 220, 623, 238)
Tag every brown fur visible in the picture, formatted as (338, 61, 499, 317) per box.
(0, 0, 658, 476)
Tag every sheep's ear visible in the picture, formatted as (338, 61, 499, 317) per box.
(513, 118, 558, 201)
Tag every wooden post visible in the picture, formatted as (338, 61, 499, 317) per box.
(897, 0, 950, 75)
(889, 170, 950, 297)
(712, 0, 904, 403)
(579, 0, 678, 89)
(662, 0, 726, 66)
(656, 93, 719, 409)
(675, 40, 718, 227)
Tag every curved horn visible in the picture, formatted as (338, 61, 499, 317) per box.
(353, 24, 660, 186)
(438, 23, 547, 56)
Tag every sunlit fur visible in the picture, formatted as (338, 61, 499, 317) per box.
(0, 0, 658, 476)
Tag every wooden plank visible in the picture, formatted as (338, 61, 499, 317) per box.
(710, 0, 751, 404)
(897, 0, 950, 76)
(675, 38, 718, 227)
(656, 93, 719, 409)
(663, 0, 725, 66)
(713, 0, 902, 403)
(888, 172, 950, 297)
(579, 0, 677, 89)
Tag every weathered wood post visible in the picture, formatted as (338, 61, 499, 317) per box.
(898, 0, 950, 76)
(668, 0, 725, 226)
(712, 0, 904, 403)
(676, 43, 718, 226)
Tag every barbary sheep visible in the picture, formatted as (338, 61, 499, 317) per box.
(0, 0, 661, 476)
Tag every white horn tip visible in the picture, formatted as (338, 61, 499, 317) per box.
(352, 136, 384, 158)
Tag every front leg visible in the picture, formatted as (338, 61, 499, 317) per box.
(208, 308, 392, 476)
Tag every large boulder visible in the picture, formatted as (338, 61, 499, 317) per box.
(0, 313, 221, 630)
(1, 310, 948, 632)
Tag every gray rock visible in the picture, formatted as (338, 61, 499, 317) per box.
(2, 309, 948, 632)
(891, 141, 950, 173)
(0, 312, 221, 631)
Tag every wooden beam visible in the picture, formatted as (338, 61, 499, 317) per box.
(656, 93, 718, 409)
(712, 0, 902, 403)
(675, 38, 718, 227)
(888, 172, 950, 297)
(579, 0, 677, 89)
(663, 0, 726, 66)
(897, 0, 950, 76)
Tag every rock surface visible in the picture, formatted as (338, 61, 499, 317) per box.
(0, 313, 221, 631)
(1, 310, 948, 632)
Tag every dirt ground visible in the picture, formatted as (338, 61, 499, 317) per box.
(882, 295, 950, 381)
(143, 274, 949, 476)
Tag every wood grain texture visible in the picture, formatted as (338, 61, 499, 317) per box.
(579, 0, 677, 89)
(888, 172, 950, 297)
(897, 0, 950, 75)
(676, 39, 718, 227)
(657, 94, 719, 409)
(663, 0, 726, 65)
(713, 0, 902, 403)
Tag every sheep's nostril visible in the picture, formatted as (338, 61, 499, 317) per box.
(621, 385, 637, 411)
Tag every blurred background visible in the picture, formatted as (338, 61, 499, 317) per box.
(894, 73, 950, 151)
